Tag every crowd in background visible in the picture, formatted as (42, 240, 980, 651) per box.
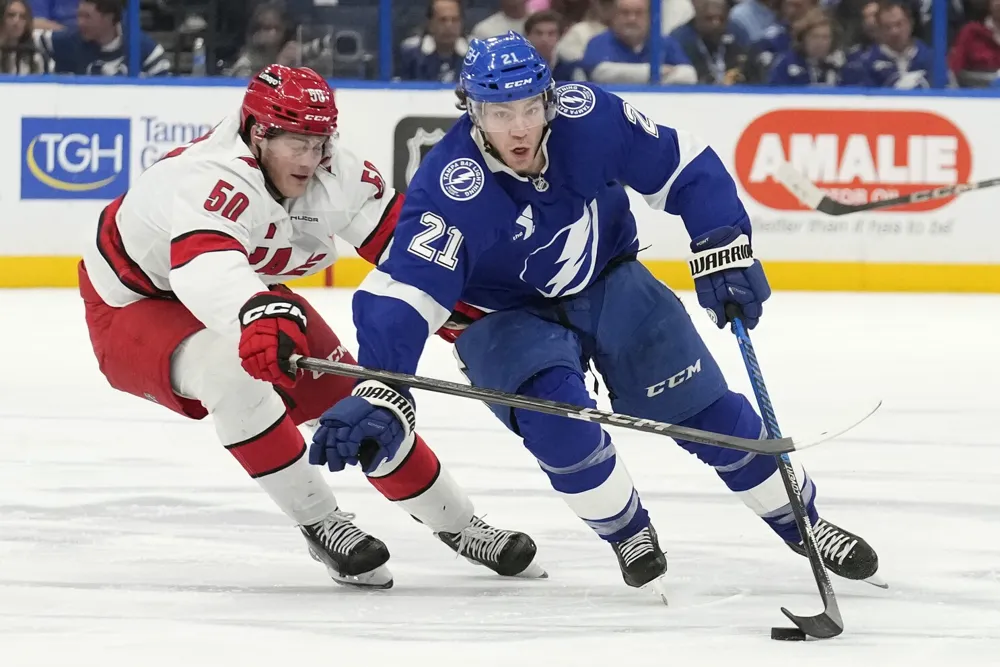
(2, 0, 999, 87)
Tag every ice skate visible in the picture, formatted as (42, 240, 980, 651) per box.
(787, 517, 886, 588)
(436, 515, 547, 578)
(611, 524, 669, 604)
(300, 510, 393, 589)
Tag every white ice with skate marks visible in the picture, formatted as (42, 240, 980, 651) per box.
(1, 290, 999, 666)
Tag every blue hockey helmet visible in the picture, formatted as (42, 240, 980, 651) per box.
(460, 32, 557, 132)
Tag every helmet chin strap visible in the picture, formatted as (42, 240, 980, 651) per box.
(477, 124, 551, 177)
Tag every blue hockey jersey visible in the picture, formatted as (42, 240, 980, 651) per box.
(353, 83, 751, 376)
(856, 41, 934, 88)
(752, 22, 790, 70)
(767, 49, 864, 86)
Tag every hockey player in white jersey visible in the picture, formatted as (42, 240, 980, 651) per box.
(78, 64, 544, 588)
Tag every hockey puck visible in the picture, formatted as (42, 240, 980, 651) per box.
(770, 627, 807, 641)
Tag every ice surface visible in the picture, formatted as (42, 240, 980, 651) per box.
(1, 289, 998, 666)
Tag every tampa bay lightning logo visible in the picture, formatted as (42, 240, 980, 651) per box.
(520, 199, 600, 298)
(555, 83, 596, 119)
(440, 158, 485, 201)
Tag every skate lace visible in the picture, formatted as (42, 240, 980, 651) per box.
(812, 520, 857, 566)
(312, 510, 369, 557)
(618, 528, 655, 567)
(455, 517, 512, 565)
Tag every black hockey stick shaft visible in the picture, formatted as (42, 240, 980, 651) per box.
(288, 354, 798, 455)
(776, 161, 1000, 215)
(725, 304, 844, 639)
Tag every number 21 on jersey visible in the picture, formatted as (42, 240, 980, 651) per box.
(407, 212, 463, 270)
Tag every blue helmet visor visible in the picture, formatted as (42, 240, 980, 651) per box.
(470, 93, 551, 133)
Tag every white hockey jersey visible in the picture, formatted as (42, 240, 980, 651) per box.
(82, 112, 399, 337)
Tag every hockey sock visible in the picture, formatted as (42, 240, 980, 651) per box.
(226, 413, 338, 526)
(516, 366, 649, 543)
(366, 433, 474, 534)
(675, 391, 818, 543)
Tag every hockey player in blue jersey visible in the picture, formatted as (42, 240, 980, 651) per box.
(307, 32, 881, 594)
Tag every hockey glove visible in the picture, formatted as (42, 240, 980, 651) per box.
(309, 381, 416, 474)
(435, 301, 487, 343)
(688, 226, 771, 329)
(238, 291, 310, 389)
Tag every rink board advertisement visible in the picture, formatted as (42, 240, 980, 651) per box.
(2, 82, 999, 291)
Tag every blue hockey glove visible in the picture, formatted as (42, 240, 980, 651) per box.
(309, 380, 416, 474)
(688, 226, 771, 329)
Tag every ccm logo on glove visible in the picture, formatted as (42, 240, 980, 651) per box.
(238, 291, 310, 388)
(240, 301, 308, 328)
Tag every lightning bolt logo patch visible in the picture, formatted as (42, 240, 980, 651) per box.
(440, 158, 485, 201)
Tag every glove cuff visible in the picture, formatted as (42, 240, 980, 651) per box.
(239, 292, 308, 332)
(687, 233, 754, 279)
(352, 380, 416, 437)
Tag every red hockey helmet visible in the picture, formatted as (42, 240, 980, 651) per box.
(241, 64, 337, 138)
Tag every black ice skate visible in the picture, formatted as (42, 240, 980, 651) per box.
(436, 516, 547, 579)
(611, 524, 669, 604)
(787, 517, 886, 588)
(300, 510, 393, 589)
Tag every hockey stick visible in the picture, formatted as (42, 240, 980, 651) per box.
(775, 161, 1000, 216)
(724, 304, 844, 640)
(288, 355, 877, 455)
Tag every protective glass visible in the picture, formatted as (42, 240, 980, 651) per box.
(471, 93, 549, 133)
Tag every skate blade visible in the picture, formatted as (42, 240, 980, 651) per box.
(640, 574, 669, 606)
(515, 559, 548, 579)
(329, 564, 394, 590)
(863, 571, 888, 589)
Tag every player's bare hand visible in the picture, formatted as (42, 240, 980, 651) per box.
(238, 291, 311, 388)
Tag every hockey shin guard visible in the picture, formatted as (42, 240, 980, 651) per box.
(675, 391, 818, 542)
(515, 366, 649, 542)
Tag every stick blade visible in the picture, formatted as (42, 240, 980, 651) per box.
(785, 400, 882, 451)
(774, 162, 827, 209)
(780, 607, 845, 640)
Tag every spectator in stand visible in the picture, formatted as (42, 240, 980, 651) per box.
(843, 0, 880, 66)
(32, 0, 170, 75)
(552, 0, 591, 24)
(225, 2, 299, 77)
(671, 0, 760, 84)
(471, 0, 528, 40)
(583, 0, 696, 83)
(767, 7, 861, 85)
(857, 0, 934, 88)
(2, 0, 48, 73)
(949, 0, 1000, 86)
(28, 0, 75, 30)
(554, 0, 614, 80)
(752, 0, 817, 72)
(525, 10, 570, 77)
(729, 0, 779, 43)
(398, 0, 468, 82)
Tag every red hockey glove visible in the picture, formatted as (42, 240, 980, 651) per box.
(435, 301, 486, 343)
(238, 291, 310, 388)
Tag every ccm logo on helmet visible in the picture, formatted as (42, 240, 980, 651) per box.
(240, 302, 308, 327)
(304, 114, 331, 122)
(504, 77, 534, 89)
